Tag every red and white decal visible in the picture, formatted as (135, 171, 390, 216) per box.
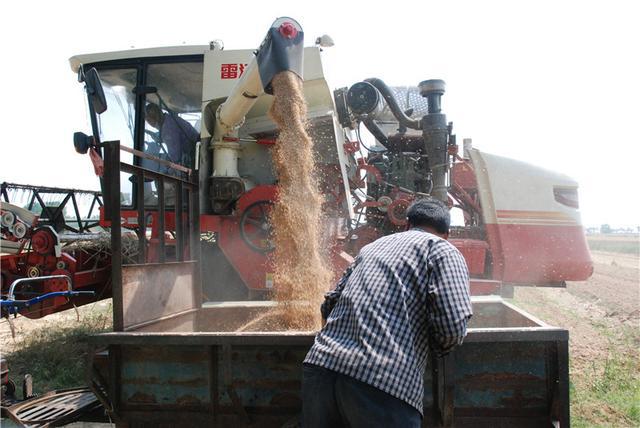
(220, 63, 248, 79)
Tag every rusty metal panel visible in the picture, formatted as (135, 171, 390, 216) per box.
(122, 262, 196, 329)
(92, 335, 568, 427)
(218, 345, 305, 409)
(120, 346, 210, 408)
(453, 341, 550, 416)
(116, 343, 309, 427)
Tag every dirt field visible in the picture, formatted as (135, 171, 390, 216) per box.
(0, 299, 112, 355)
(514, 235, 639, 427)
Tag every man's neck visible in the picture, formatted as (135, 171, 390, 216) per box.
(411, 226, 448, 240)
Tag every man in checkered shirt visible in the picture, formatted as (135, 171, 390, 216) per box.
(302, 198, 472, 427)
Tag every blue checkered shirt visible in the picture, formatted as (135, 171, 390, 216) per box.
(304, 229, 472, 414)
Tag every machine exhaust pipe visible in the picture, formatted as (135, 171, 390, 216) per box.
(419, 79, 449, 202)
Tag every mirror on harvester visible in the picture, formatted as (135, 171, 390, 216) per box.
(83, 67, 107, 114)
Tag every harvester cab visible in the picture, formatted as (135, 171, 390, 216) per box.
(69, 17, 592, 300)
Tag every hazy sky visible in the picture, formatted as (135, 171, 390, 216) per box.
(1, 0, 637, 227)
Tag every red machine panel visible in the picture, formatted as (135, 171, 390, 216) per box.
(449, 239, 488, 277)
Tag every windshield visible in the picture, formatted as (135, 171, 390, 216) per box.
(90, 61, 203, 206)
(143, 62, 203, 176)
(96, 68, 137, 205)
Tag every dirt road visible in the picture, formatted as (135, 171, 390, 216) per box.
(514, 247, 639, 426)
(514, 250, 638, 362)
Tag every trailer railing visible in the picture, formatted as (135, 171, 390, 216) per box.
(102, 140, 201, 331)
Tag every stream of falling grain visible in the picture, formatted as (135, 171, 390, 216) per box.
(238, 71, 332, 331)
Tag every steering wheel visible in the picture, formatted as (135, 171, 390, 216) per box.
(239, 200, 275, 253)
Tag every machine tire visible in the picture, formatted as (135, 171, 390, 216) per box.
(239, 201, 275, 253)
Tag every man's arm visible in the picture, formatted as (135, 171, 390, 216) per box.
(320, 255, 360, 321)
(426, 248, 473, 357)
(175, 115, 200, 143)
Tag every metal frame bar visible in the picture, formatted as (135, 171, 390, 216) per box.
(175, 180, 184, 262)
(119, 164, 196, 190)
(135, 170, 146, 264)
(84, 194, 101, 230)
(554, 340, 570, 427)
(0, 182, 103, 234)
(27, 192, 36, 211)
(158, 176, 166, 263)
(190, 186, 201, 306)
(70, 193, 83, 232)
(433, 352, 456, 427)
(104, 142, 123, 331)
(87, 325, 568, 347)
(7, 275, 72, 301)
(120, 145, 192, 175)
(1, 184, 9, 202)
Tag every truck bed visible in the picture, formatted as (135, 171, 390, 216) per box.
(88, 297, 569, 427)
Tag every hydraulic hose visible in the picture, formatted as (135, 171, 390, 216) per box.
(365, 78, 422, 130)
(361, 118, 389, 150)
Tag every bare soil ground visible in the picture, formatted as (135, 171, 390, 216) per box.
(0, 300, 112, 356)
(514, 235, 639, 427)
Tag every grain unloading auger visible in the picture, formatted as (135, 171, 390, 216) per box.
(69, 16, 592, 301)
(205, 17, 304, 210)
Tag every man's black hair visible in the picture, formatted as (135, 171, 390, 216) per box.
(406, 198, 450, 234)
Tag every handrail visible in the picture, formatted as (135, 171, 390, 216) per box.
(119, 145, 192, 175)
(7, 275, 72, 301)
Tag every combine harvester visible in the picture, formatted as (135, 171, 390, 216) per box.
(3, 16, 592, 427)
(67, 27, 593, 303)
